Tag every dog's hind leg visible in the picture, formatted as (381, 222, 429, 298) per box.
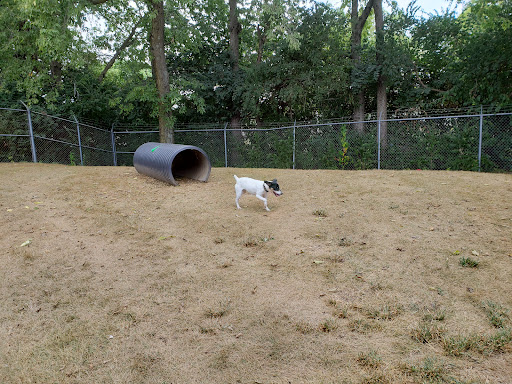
(235, 186, 243, 209)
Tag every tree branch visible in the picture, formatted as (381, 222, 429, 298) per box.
(412, 62, 449, 93)
(88, 0, 110, 5)
(357, 0, 375, 30)
(98, 22, 140, 82)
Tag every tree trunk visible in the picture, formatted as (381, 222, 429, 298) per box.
(229, 0, 242, 163)
(150, 0, 173, 143)
(374, 0, 387, 148)
(255, 24, 267, 127)
(50, 60, 62, 84)
(350, 0, 374, 133)
(256, 24, 266, 64)
(229, 0, 241, 131)
(229, 0, 241, 71)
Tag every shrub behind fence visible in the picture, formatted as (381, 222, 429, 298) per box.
(1, 106, 511, 172)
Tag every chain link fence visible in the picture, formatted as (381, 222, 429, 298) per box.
(1, 106, 511, 172)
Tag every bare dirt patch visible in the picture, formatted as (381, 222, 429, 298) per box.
(1, 163, 511, 383)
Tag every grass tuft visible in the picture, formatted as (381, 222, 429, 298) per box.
(318, 319, 337, 333)
(442, 328, 512, 356)
(313, 209, 328, 217)
(365, 304, 403, 320)
(295, 321, 315, 334)
(481, 301, 510, 328)
(459, 256, 479, 268)
(411, 322, 446, 344)
(359, 373, 391, 384)
(204, 300, 231, 319)
(400, 357, 469, 383)
(349, 319, 382, 334)
(442, 334, 475, 357)
(357, 350, 382, 369)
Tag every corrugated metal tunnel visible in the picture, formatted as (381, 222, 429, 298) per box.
(133, 142, 211, 186)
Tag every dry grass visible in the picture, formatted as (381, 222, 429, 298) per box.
(1, 163, 511, 383)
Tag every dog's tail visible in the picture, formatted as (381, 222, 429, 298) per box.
(233, 175, 239, 182)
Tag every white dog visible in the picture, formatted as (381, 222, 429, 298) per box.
(234, 175, 283, 211)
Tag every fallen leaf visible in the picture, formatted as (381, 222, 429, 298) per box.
(313, 260, 324, 264)
(20, 240, 31, 247)
(472, 250, 479, 256)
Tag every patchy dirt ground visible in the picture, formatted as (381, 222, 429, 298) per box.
(1, 163, 511, 384)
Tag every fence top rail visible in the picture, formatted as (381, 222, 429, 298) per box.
(31, 111, 76, 125)
(27, 111, 111, 133)
(369, 112, 512, 124)
(0, 107, 25, 112)
(77, 121, 111, 133)
(115, 111, 512, 134)
(115, 130, 159, 134)
(179, 125, 295, 133)
(294, 112, 512, 128)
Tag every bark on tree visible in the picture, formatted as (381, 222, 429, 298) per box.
(228, 0, 243, 164)
(149, 0, 173, 143)
(50, 60, 62, 83)
(374, 0, 387, 148)
(255, 24, 267, 127)
(350, 0, 374, 133)
(229, 0, 242, 131)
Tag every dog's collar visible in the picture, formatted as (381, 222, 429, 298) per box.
(263, 182, 269, 192)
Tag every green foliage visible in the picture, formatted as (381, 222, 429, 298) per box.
(229, 129, 294, 168)
(1, 0, 511, 134)
(481, 301, 510, 329)
(402, 357, 469, 384)
(459, 256, 479, 268)
(335, 125, 350, 169)
(442, 329, 512, 356)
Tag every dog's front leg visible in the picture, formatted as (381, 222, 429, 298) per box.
(255, 194, 270, 211)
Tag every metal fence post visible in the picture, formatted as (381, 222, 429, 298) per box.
(478, 105, 483, 172)
(20, 101, 37, 163)
(224, 122, 228, 167)
(111, 124, 117, 166)
(73, 115, 84, 165)
(292, 121, 296, 170)
(377, 115, 381, 170)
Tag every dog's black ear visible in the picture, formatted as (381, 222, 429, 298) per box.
(272, 179, 277, 183)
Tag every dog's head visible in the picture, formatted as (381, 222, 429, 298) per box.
(265, 179, 282, 197)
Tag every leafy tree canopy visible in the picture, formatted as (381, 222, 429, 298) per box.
(0, 0, 510, 126)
